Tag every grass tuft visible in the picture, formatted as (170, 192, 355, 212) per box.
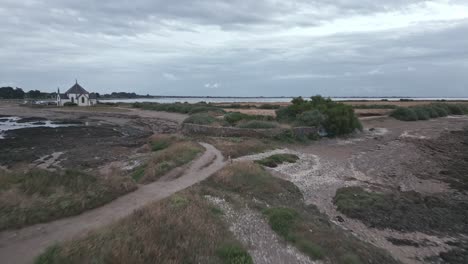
(216, 243, 253, 264)
(255, 154, 299, 168)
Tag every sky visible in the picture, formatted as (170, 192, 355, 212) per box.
(1, 0, 468, 97)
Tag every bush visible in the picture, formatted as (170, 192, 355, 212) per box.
(412, 107, 430, 120)
(297, 110, 326, 127)
(183, 113, 217, 125)
(63, 102, 77, 107)
(390, 107, 418, 121)
(324, 104, 362, 136)
(391, 103, 468, 121)
(276, 96, 362, 136)
(258, 104, 280, 109)
(255, 154, 299, 168)
(224, 112, 251, 125)
(237, 120, 278, 129)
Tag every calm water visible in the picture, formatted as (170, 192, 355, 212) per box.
(101, 97, 468, 104)
(0, 117, 76, 139)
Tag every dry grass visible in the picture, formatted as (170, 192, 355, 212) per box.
(0, 169, 136, 231)
(135, 141, 204, 183)
(35, 190, 251, 264)
(203, 137, 275, 159)
(224, 108, 276, 116)
(148, 134, 182, 151)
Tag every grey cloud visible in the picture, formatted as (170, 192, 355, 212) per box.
(1, 0, 467, 97)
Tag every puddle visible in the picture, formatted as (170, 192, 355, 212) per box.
(0, 117, 79, 139)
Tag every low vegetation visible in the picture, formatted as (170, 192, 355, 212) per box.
(133, 102, 225, 114)
(334, 187, 468, 235)
(263, 207, 325, 260)
(203, 137, 274, 159)
(391, 103, 468, 121)
(0, 169, 136, 230)
(223, 112, 274, 125)
(183, 113, 218, 125)
(236, 120, 278, 129)
(276, 96, 362, 136)
(352, 104, 397, 109)
(133, 141, 204, 183)
(207, 162, 399, 264)
(35, 191, 252, 264)
(148, 134, 181, 151)
(255, 153, 299, 168)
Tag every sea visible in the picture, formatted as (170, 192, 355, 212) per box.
(0, 117, 77, 139)
(101, 97, 468, 104)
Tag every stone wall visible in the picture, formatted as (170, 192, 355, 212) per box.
(181, 123, 317, 138)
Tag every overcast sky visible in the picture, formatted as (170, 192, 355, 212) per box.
(1, 0, 468, 97)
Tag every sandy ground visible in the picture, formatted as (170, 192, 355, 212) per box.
(238, 116, 468, 264)
(0, 143, 226, 264)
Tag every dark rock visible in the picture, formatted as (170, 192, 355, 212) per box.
(16, 117, 47, 123)
(336, 215, 345, 222)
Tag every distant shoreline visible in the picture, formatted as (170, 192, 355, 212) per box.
(99, 97, 468, 104)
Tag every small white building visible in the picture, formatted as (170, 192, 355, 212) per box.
(57, 81, 97, 106)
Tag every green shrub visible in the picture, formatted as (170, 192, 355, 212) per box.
(255, 154, 299, 168)
(276, 96, 362, 136)
(297, 110, 326, 127)
(258, 104, 280, 109)
(216, 244, 253, 264)
(237, 120, 278, 129)
(263, 207, 299, 238)
(447, 104, 464, 115)
(412, 107, 430, 120)
(431, 104, 449, 117)
(391, 103, 468, 121)
(390, 107, 418, 121)
(224, 112, 251, 125)
(63, 102, 77, 107)
(324, 104, 362, 136)
(224, 112, 275, 125)
(353, 104, 397, 109)
(183, 113, 217, 125)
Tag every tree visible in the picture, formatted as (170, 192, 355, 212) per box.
(0, 87, 25, 99)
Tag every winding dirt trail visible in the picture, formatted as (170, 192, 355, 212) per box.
(0, 143, 225, 264)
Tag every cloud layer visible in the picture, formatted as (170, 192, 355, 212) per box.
(1, 0, 468, 96)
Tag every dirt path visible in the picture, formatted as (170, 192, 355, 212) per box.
(0, 143, 225, 264)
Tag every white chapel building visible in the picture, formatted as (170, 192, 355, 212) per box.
(57, 81, 97, 106)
